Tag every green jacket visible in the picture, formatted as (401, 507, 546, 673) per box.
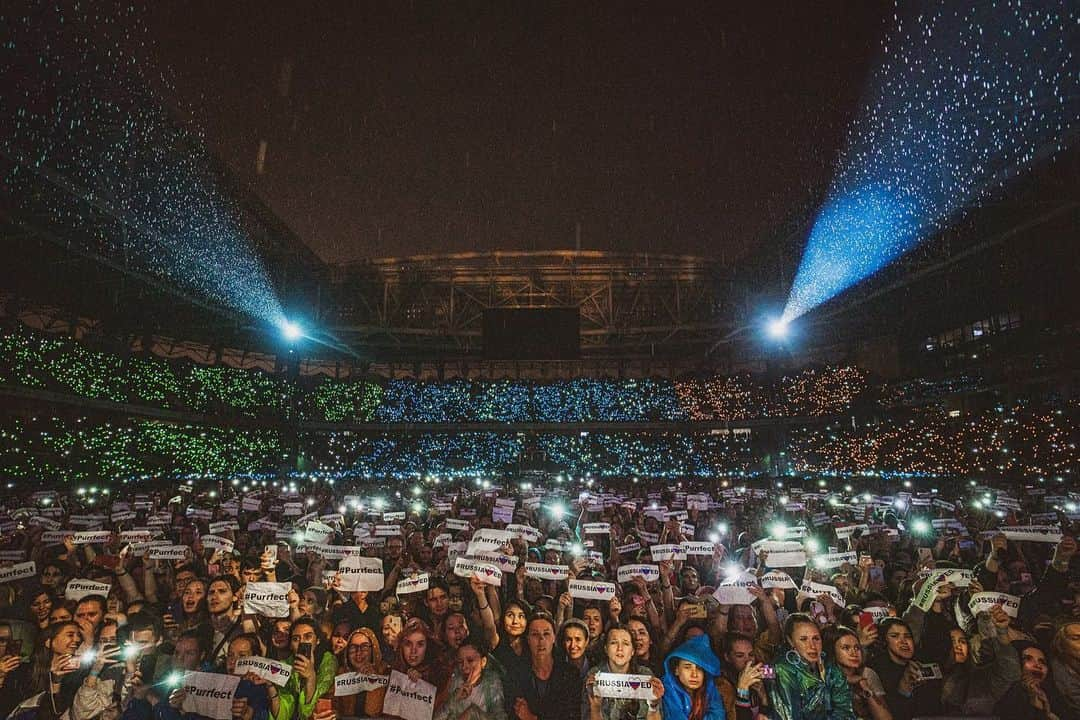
(768, 651, 854, 720)
(273, 652, 337, 720)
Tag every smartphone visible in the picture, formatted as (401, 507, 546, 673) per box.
(858, 611, 875, 629)
(918, 663, 943, 680)
(8, 639, 22, 657)
(760, 665, 775, 679)
(686, 603, 707, 619)
(138, 652, 156, 683)
(264, 545, 278, 563)
(314, 698, 333, 716)
(869, 567, 884, 583)
(297, 642, 313, 659)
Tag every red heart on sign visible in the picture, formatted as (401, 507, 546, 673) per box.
(484, 568, 495, 577)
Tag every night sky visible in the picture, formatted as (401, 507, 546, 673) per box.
(144, 2, 888, 265)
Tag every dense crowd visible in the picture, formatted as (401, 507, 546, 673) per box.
(789, 403, 1078, 479)
(0, 324, 872, 423)
(0, 475, 1076, 720)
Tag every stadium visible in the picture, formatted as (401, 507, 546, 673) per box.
(0, 4, 1078, 720)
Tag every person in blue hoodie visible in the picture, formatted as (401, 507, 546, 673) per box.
(662, 634, 727, 720)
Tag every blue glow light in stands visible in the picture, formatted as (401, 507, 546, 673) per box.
(782, 1, 1079, 322)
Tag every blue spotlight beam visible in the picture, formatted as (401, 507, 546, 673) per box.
(783, 0, 1079, 323)
(1, 2, 287, 329)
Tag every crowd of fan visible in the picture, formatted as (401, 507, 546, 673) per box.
(0, 324, 873, 423)
(789, 403, 1078, 479)
(0, 475, 1076, 720)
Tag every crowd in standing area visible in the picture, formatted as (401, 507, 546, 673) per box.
(0, 476, 1076, 720)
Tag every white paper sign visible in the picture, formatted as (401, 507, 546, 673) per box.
(616, 564, 661, 584)
(396, 573, 430, 595)
(594, 672, 655, 700)
(374, 525, 401, 537)
(506, 524, 542, 543)
(969, 592, 1021, 618)
(209, 520, 240, 534)
(466, 528, 514, 556)
(568, 579, 617, 600)
(243, 582, 292, 617)
(681, 541, 718, 556)
(0, 561, 36, 584)
(814, 551, 857, 569)
(180, 671, 240, 720)
(148, 545, 190, 561)
(335, 672, 390, 696)
(201, 535, 235, 554)
(760, 570, 797, 590)
(524, 562, 569, 581)
(834, 524, 869, 540)
(713, 572, 759, 605)
(616, 541, 641, 555)
(65, 579, 111, 602)
(1000, 526, 1063, 544)
(383, 670, 436, 720)
(338, 556, 386, 592)
(233, 657, 292, 686)
(752, 540, 806, 568)
(445, 518, 471, 532)
(649, 544, 686, 561)
(798, 580, 844, 607)
(582, 522, 611, 535)
(71, 530, 112, 545)
(454, 557, 503, 586)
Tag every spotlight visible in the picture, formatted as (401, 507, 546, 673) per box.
(280, 320, 303, 341)
(766, 318, 789, 340)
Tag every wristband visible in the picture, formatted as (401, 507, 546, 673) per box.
(736, 688, 751, 700)
(898, 688, 913, 698)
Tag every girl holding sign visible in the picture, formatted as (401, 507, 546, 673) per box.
(333, 627, 387, 718)
(389, 618, 452, 715)
(582, 625, 663, 720)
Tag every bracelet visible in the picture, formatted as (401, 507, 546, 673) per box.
(478, 604, 489, 610)
(736, 688, 751, 699)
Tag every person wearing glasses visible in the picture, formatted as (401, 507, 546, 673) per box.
(333, 627, 387, 718)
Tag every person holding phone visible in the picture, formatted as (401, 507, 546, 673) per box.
(0, 622, 30, 719)
(716, 633, 769, 720)
(271, 618, 337, 720)
(13, 621, 87, 720)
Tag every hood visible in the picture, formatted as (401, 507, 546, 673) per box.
(661, 635, 725, 720)
(665, 634, 721, 677)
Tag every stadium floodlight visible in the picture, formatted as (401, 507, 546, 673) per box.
(280, 320, 303, 341)
(766, 317, 789, 340)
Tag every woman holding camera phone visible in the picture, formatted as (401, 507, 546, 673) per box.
(271, 617, 337, 720)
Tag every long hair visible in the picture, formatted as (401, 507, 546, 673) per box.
(31, 620, 82, 691)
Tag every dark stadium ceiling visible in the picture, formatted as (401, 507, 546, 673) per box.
(143, 2, 887, 264)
